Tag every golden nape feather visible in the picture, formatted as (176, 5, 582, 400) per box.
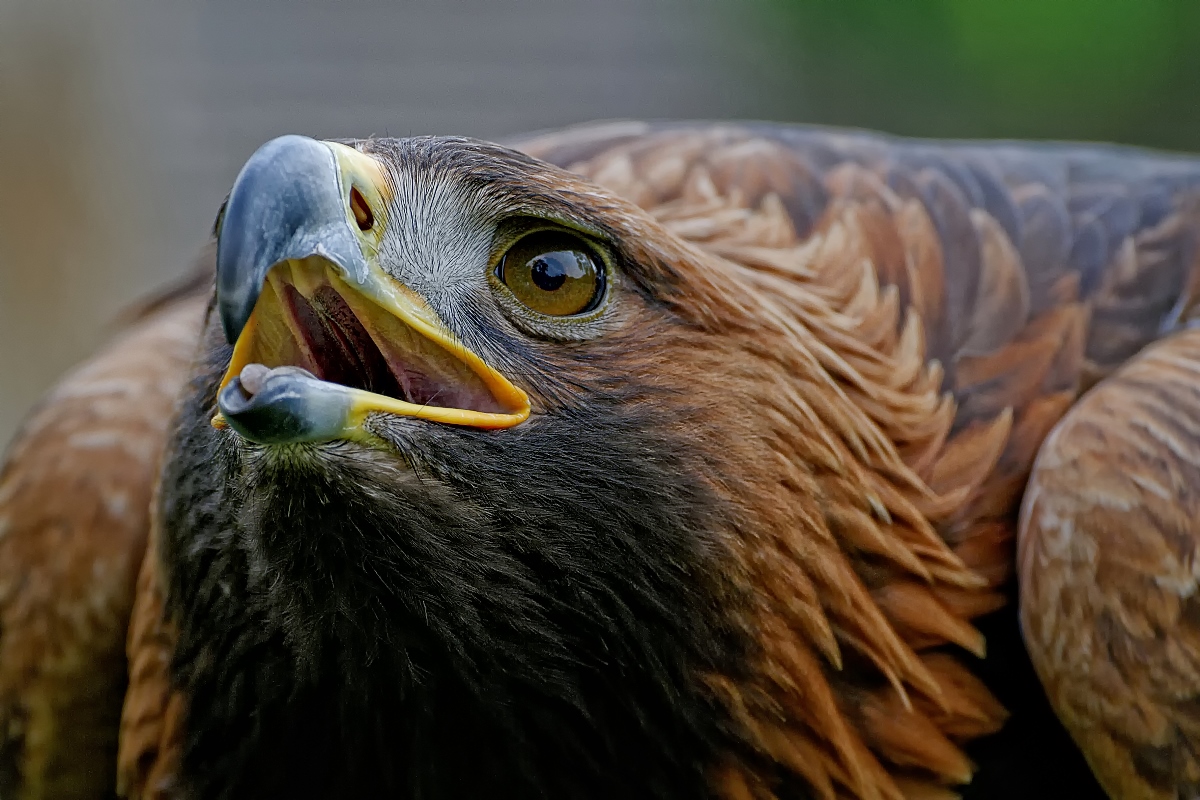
(2, 121, 1200, 800)
(585, 149, 1017, 798)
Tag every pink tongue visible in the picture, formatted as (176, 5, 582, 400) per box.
(239, 363, 272, 396)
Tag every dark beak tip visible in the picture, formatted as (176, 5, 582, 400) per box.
(219, 306, 248, 347)
(216, 367, 353, 446)
(216, 376, 253, 416)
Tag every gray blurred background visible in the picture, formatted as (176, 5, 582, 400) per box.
(2, 0, 1198, 446)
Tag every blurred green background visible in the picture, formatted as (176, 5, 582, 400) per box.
(755, 1, 1200, 148)
(1, 0, 1198, 446)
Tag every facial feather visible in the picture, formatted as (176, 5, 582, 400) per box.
(161, 283, 758, 798)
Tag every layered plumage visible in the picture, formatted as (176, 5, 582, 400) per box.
(2, 121, 1200, 800)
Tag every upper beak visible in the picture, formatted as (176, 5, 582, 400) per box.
(213, 135, 530, 444)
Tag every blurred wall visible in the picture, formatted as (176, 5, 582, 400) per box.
(2, 0, 1198, 447)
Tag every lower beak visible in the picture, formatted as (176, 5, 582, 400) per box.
(212, 135, 530, 445)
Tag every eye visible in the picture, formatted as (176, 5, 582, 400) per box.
(496, 230, 605, 317)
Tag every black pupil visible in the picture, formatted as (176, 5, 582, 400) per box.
(529, 251, 585, 292)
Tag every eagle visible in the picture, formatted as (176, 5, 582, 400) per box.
(1, 120, 1199, 800)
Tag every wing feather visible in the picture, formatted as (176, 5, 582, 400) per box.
(1020, 329, 1200, 800)
(0, 267, 207, 800)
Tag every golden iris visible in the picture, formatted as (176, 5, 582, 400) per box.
(497, 231, 604, 317)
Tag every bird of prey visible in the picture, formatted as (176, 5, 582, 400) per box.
(1, 120, 1200, 800)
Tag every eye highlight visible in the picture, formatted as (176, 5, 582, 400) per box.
(496, 230, 605, 318)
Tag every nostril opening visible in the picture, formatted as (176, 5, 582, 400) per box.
(349, 185, 374, 231)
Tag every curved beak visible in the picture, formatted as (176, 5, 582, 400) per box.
(216, 135, 374, 344)
(213, 135, 530, 444)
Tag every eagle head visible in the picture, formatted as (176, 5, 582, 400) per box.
(163, 134, 771, 798)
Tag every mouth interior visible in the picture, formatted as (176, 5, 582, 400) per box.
(232, 257, 509, 414)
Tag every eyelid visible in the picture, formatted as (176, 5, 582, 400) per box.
(488, 216, 612, 272)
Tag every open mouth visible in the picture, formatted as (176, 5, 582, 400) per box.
(217, 256, 530, 433)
